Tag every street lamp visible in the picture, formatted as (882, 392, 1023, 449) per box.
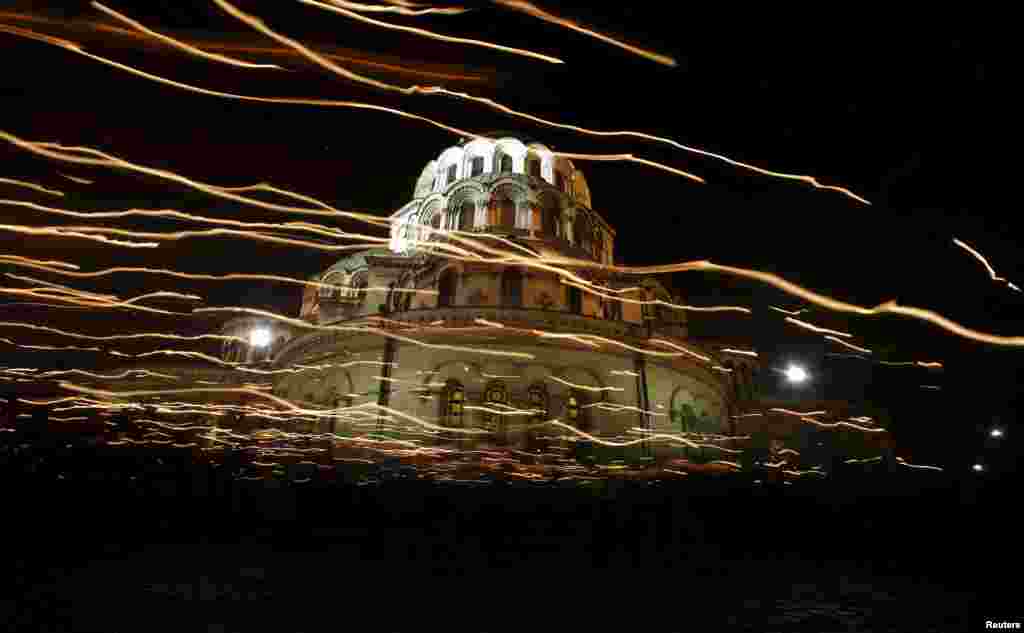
(784, 364, 809, 385)
(990, 428, 1004, 438)
(972, 463, 985, 472)
(249, 327, 271, 348)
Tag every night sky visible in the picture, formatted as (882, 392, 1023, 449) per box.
(1, 3, 1017, 473)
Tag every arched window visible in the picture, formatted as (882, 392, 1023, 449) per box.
(438, 269, 457, 307)
(527, 158, 541, 179)
(446, 163, 457, 185)
(575, 214, 592, 251)
(484, 381, 508, 439)
(441, 380, 465, 427)
(501, 268, 523, 307)
(528, 384, 548, 422)
(565, 390, 588, 430)
(500, 197, 516, 228)
(542, 200, 559, 237)
(430, 212, 442, 231)
(554, 171, 565, 192)
(593, 230, 604, 262)
(499, 154, 513, 173)
(457, 199, 475, 231)
(470, 156, 484, 177)
(566, 284, 582, 314)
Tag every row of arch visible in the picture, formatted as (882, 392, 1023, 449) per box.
(394, 184, 609, 263)
(417, 138, 591, 209)
(439, 379, 590, 435)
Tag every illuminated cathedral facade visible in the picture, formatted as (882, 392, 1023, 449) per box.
(218, 135, 767, 459)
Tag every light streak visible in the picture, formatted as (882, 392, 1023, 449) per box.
(895, 457, 943, 472)
(731, 413, 763, 418)
(769, 306, 806, 316)
(480, 373, 520, 379)
(27, 0, 857, 202)
(0, 177, 64, 197)
(90, 2, 281, 69)
(609, 369, 639, 377)
(561, 279, 749, 314)
(720, 348, 757, 357)
(920, 385, 941, 390)
(649, 338, 713, 362)
(35, 223, 389, 255)
(0, 197, 385, 243)
(298, 0, 563, 64)
(546, 375, 623, 392)
(57, 173, 93, 184)
(490, 0, 675, 66)
(194, 306, 536, 360)
(953, 237, 1011, 285)
(474, 318, 505, 328)
(784, 316, 853, 338)
(824, 335, 871, 354)
(711, 365, 733, 373)
(325, 1, 469, 16)
(0, 254, 436, 298)
(768, 408, 826, 416)
(0, 223, 158, 248)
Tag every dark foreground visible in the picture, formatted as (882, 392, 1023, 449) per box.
(2, 443, 1014, 632)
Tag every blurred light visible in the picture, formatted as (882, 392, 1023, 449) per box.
(972, 463, 984, 472)
(250, 328, 271, 348)
(785, 364, 808, 384)
(990, 428, 1004, 438)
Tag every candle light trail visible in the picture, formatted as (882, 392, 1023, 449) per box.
(824, 335, 872, 354)
(784, 316, 853, 338)
(47, 0, 860, 203)
(560, 279, 750, 314)
(297, 0, 563, 64)
(56, 173, 93, 185)
(0, 321, 245, 345)
(720, 348, 758, 357)
(90, 2, 281, 70)
(953, 237, 1016, 288)
(326, 1, 470, 17)
(769, 306, 807, 316)
(0, 223, 158, 248)
(489, 0, 675, 67)
(0, 177, 64, 197)
(193, 306, 536, 360)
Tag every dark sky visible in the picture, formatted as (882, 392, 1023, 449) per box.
(1, 3, 1018, 471)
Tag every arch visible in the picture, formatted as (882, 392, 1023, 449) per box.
(501, 267, 523, 307)
(413, 161, 436, 199)
(437, 268, 458, 307)
(489, 184, 518, 228)
(526, 142, 556, 183)
(526, 155, 542, 179)
(566, 283, 582, 314)
(462, 137, 495, 174)
(493, 138, 527, 173)
(538, 191, 560, 238)
(320, 269, 348, 300)
(572, 170, 592, 208)
(447, 184, 484, 231)
(483, 380, 509, 434)
(527, 383, 549, 421)
(440, 379, 465, 427)
(436, 146, 465, 190)
(574, 212, 593, 252)
(565, 390, 590, 430)
(419, 199, 444, 240)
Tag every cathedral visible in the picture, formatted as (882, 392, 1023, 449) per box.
(70, 134, 892, 472)
(216, 134, 769, 463)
